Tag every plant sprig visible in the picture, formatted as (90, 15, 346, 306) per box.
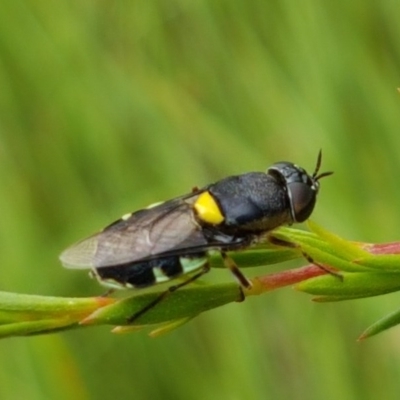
(2, 221, 400, 339)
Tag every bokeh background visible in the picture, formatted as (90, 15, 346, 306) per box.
(1, 1, 400, 399)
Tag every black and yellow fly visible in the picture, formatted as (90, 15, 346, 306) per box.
(60, 152, 332, 321)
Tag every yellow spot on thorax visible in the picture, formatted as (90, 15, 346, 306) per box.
(194, 191, 224, 225)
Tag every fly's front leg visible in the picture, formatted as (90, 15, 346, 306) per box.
(267, 235, 298, 249)
(301, 252, 343, 281)
(100, 288, 116, 297)
(268, 234, 342, 280)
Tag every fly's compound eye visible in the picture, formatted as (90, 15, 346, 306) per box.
(286, 181, 318, 222)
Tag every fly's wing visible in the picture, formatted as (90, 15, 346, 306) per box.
(60, 194, 219, 269)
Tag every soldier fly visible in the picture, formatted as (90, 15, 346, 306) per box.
(60, 151, 332, 322)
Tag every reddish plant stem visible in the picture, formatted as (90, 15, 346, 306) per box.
(256, 264, 326, 291)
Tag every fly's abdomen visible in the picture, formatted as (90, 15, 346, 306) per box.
(93, 254, 208, 289)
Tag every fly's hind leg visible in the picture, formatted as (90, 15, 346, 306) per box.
(127, 263, 211, 324)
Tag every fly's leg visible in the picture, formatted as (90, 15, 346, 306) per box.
(221, 251, 252, 290)
(127, 263, 211, 324)
(100, 288, 115, 297)
(267, 235, 298, 249)
(301, 252, 343, 281)
(268, 234, 342, 280)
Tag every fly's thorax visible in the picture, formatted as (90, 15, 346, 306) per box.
(205, 172, 293, 232)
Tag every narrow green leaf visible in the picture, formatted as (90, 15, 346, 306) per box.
(307, 221, 370, 259)
(358, 308, 400, 340)
(82, 282, 242, 327)
(296, 272, 400, 298)
(0, 291, 113, 338)
(355, 254, 400, 272)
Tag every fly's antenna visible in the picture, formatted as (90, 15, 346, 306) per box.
(313, 150, 333, 181)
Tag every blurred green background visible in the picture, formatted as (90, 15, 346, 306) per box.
(1, 1, 400, 399)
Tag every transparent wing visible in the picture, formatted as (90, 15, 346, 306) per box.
(60, 194, 215, 269)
